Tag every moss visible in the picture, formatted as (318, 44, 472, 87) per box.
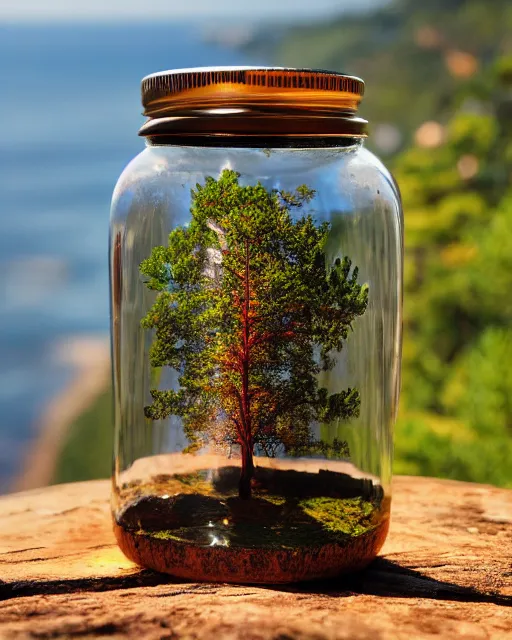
(261, 494, 286, 506)
(300, 496, 377, 536)
(146, 529, 186, 543)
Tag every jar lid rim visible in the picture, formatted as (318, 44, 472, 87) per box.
(142, 66, 364, 85)
(141, 67, 365, 117)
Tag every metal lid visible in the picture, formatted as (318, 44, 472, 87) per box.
(139, 67, 367, 139)
(142, 66, 364, 114)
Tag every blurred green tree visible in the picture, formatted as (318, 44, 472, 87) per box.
(257, 0, 512, 153)
(394, 56, 512, 487)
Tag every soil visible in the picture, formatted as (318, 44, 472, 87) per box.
(114, 465, 390, 583)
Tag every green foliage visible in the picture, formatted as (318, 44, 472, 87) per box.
(394, 54, 512, 487)
(394, 414, 512, 488)
(444, 328, 512, 439)
(247, 0, 512, 152)
(140, 170, 368, 481)
(53, 388, 112, 484)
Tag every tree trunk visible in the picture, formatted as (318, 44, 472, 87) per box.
(238, 238, 254, 501)
(239, 441, 254, 500)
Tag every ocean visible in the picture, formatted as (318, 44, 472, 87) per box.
(0, 22, 252, 490)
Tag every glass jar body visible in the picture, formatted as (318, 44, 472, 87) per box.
(109, 140, 402, 583)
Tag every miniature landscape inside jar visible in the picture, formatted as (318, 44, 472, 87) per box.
(112, 168, 393, 583)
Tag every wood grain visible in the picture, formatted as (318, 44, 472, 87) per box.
(0, 476, 510, 639)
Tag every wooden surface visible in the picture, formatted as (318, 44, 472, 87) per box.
(0, 476, 510, 639)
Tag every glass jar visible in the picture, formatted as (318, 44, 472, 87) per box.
(110, 67, 403, 584)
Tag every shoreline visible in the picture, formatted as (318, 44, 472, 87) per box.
(12, 336, 110, 493)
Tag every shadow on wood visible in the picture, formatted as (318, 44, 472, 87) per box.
(1, 558, 510, 608)
(278, 558, 512, 606)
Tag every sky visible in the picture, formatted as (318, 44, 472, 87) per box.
(0, 0, 381, 21)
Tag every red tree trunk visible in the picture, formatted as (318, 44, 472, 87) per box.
(238, 239, 254, 500)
